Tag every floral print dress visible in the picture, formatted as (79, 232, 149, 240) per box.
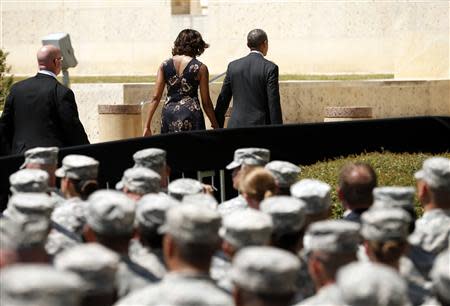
(161, 58, 205, 134)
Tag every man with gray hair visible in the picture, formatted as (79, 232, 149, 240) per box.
(219, 147, 270, 216)
(231, 246, 301, 306)
(0, 45, 89, 155)
(408, 156, 450, 279)
(83, 190, 158, 298)
(215, 29, 282, 129)
(115, 204, 232, 306)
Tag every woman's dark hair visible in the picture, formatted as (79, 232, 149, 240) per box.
(172, 29, 209, 57)
(69, 178, 98, 200)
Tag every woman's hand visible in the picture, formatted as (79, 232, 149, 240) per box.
(143, 127, 152, 137)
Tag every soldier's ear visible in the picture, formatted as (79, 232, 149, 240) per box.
(82, 224, 97, 243)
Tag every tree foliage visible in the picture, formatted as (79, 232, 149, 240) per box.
(1, 49, 14, 112)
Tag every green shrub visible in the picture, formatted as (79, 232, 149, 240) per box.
(1, 49, 14, 112)
(298, 151, 450, 219)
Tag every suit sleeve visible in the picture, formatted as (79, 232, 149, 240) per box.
(266, 65, 282, 125)
(214, 66, 233, 128)
(57, 89, 90, 146)
(0, 91, 15, 154)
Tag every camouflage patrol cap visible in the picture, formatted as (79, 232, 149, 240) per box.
(373, 186, 415, 209)
(86, 190, 136, 236)
(161, 203, 221, 244)
(290, 179, 332, 214)
(182, 193, 218, 210)
(337, 262, 410, 306)
(133, 148, 167, 171)
(265, 160, 301, 188)
(116, 167, 161, 195)
(13, 215, 51, 248)
(9, 169, 49, 193)
(136, 193, 180, 231)
(54, 243, 120, 294)
(226, 148, 270, 170)
(7, 192, 56, 219)
(20, 146, 59, 169)
(220, 209, 273, 249)
(55, 154, 99, 180)
(303, 220, 361, 254)
(430, 250, 450, 304)
(231, 246, 301, 295)
(260, 196, 306, 234)
(0, 264, 85, 306)
(361, 208, 411, 241)
(168, 178, 203, 200)
(414, 157, 450, 189)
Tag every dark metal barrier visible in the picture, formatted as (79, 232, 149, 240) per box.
(1, 116, 449, 211)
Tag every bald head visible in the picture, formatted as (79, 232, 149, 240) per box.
(37, 45, 62, 75)
(338, 162, 377, 209)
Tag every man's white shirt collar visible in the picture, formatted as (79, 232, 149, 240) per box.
(38, 70, 57, 79)
(250, 50, 264, 56)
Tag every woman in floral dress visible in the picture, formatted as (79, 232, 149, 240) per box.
(143, 29, 219, 135)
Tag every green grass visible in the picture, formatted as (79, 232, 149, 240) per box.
(12, 73, 394, 84)
(298, 151, 450, 219)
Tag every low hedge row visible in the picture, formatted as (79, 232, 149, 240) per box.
(298, 151, 450, 218)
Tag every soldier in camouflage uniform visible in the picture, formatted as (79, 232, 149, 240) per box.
(290, 178, 333, 299)
(231, 246, 301, 306)
(211, 208, 273, 292)
(361, 208, 431, 305)
(133, 148, 170, 192)
(54, 243, 120, 306)
(408, 157, 450, 279)
(46, 155, 99, 256)
(294, 220, 360, 306)
(20, 146, 64, 201)
(1, 264, 85, 306)
(265, 160, 301, 196)
(116, 167, 161, 201)
(115, 204, 233, 306)
(83, 190, 158, 298)
(337, 262, 412, 306)
(130, 193, 180, 278)
(218, 147, 270, 216)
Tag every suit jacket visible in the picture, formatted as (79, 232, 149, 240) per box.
(0, 73, 89, 155)
(214, 52, 282, 128)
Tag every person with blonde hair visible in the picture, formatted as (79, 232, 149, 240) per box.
(239, 168, 277, 209)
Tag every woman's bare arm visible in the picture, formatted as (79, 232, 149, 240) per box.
(199, 64, 219, 129)
(143, 64, 165, 136)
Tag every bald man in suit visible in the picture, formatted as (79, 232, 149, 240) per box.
(0, 45, 88, 155)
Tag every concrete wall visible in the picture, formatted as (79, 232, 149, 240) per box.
(72, 80, 450, 143)
(2, 1, 449, 78)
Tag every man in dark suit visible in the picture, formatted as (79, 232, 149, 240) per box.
(214, 29, 282, 128)
(0, 45, 89, 155)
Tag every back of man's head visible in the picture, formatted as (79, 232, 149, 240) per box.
(247, 29, 268, 50)
(338, 162, 377, 210)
